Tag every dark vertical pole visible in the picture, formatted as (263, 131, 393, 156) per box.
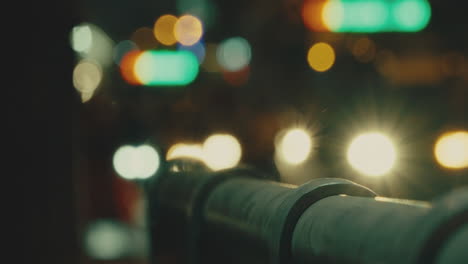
(16, 0, 80, 263)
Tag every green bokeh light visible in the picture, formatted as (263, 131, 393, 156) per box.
(134, 50, 199, 86)
(84, 220, 130, 260)
(216, 37, 252, 72)
(323, 0, 431, 33)
(392, 0, 432, 31)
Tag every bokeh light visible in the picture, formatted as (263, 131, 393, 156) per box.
(307, 42, 335, 72)
(113, 40, 138, 66)
(70, 23, 114, 67)
(434, 131, 468, 169)
(347, 132, 397, 177)
(178, 41, 206, 64)
(84, 220, 130, 260)
(71, 24, 92, 53)
(80, 92, 94, 103)
(321, 0, 431, 32)
(166, 143, 204, 161)
(133, 50, 199, 86)
(73, 60, 103, 103)
(119, 50, 143, 85)
(113, 144, 160, 180)
(276, 128, 313, 165)
(202, 134, 242, 171)
(154, 14, 178, 46)
(302, 0, 328, 32)
(131, 27, 158, 50)
(322, 0, 345, 32)
(393, 0, 431, 32)
(174, 15, 203, 46)
(217, 37, 252, 72)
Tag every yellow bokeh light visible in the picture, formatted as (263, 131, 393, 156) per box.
(307, 42, 335, 72)
(276, 128, 313, 165)
(166, 143, 204, 161)
(174, 15, 203, 46)
(347, 132, 397, 177)
(434, 131, 468, 169)
(202, 134, 242, 171)
(80, 92, 94, 103)
(73, 60, 103, 103)
(154, 15, 178, 46)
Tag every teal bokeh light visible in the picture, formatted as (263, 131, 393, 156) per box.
(392, 0, 432, 32)
(217, 37, 252, 72)
(323, 0, 431, 33)
(134, 50, 199, 86)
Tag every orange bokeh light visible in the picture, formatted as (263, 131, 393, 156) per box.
(119, 50, 142, 85)
(302, 0, 328, 32)
(154, 15, 178, 46)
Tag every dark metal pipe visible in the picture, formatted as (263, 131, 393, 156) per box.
(292, 195, 430, 264)
(147, 160, 468, 264)
(291, 189, 468, 264)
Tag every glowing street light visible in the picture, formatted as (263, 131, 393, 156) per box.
(276, 128, 313, 165)
(347, 132, 396, 177)
(434, 131, 468, 169)
(202, 134, 242, 171)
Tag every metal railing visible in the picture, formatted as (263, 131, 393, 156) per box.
(146, 159, 468, 264)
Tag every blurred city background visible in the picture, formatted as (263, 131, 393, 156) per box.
(25, 0, 468, 263)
